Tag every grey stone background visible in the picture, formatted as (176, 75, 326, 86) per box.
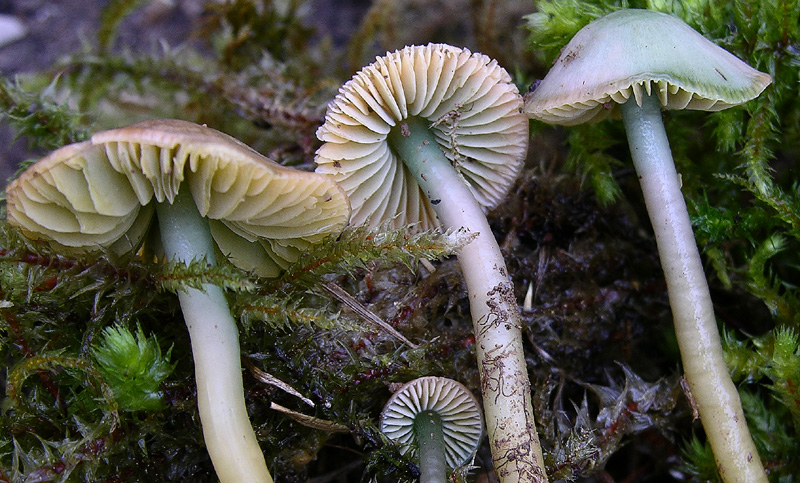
(0, 0, 371, 185)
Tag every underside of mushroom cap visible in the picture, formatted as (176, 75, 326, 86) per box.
(524, 9, 773, 126)
(380, 376, 484, 469)
(315, 43, 528, 230)
(5, 141, 155, 256)
(5, 119, 351, 277)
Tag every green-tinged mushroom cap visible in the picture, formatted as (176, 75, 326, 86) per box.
(522, 9, 771, 482)
(524, 9, 772, 125)
(316, 43, 528, 230)
(5, 119, 352, 482)
(6, 119, 350, 277)
(380, 377, 484, 473)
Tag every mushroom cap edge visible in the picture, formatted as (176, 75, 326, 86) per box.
(523, 8, 772, 126)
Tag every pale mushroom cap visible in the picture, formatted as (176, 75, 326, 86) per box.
(380, 376, 484, 469)
(5, 119, 351, 277)
(315, 43, 528, 230)
(524, 9, 773, 125)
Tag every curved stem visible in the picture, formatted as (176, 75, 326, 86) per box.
(414, 410, 447, 483)
(156, 189, 273, 483)
(389, 117, 547, 482)
(620, 93, 766, 483)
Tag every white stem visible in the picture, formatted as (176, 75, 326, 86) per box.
(389, 118, 547, 482)
(156, 189, 273, 483)
(620, 93, 766, 483)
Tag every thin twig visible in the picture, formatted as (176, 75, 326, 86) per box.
(269, 402, 350, 433)
(246, 359, 315, 407)
(320, 281, 418, 348)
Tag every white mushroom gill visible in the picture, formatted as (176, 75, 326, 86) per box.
(380, 377, 484, 469)
(316, 43, 526, 230)
(5, 119, 351, 483)
(7, 119, 350, 277)
(316, 44, 547, 482)
(380, 377, 484, 483)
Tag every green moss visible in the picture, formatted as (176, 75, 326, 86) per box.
(1, 0, 798, 480)
(91, 324, 175, 412)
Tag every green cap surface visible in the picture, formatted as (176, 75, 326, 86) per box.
(524, 9, 772, 125)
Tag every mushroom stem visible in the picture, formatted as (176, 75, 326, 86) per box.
(388, 117, 547, 482)
(620, 92, 767, 483)
(156, 188, 273, 483)
(414, 410, 447, 483)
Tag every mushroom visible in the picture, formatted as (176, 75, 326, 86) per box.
(523, 9, 771, 482)
(380, 376, 483, 483)
(4, 119, 351, 483)
(315, 43, 547, 481)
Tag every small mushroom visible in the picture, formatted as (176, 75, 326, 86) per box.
(380, 376, 483, 483)
(5, 119, 351, 483)
(524, 9, 771, 482)
(315, 43, 546, 481)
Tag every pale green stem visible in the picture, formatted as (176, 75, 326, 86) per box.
(388, 117, 547, 482)
(156, 188, 273, 483)
(620, 93, 767, 483)
(414, 410, 447, 483)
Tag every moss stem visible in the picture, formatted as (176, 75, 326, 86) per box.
(620, 92, 767, 483)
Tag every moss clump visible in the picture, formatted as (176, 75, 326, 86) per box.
(1, 0, 798, 481)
